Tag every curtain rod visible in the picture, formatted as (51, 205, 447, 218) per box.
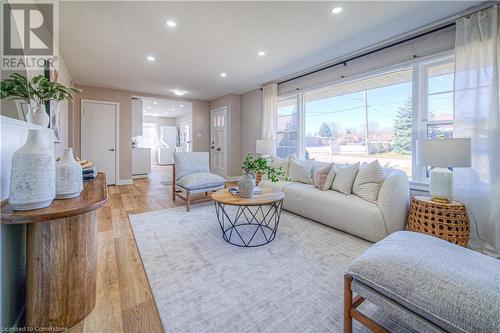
(276, 21, 455, 86)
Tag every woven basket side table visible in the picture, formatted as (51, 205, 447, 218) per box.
(407, 196, 470, 247)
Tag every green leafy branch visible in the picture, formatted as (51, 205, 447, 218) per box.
(0, 73, 81, 106)
(241, 153, 286, 183)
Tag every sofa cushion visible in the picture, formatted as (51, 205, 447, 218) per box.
(331, 162, 359, 194)
(313, 163, 334, 190)
(258, 179, 292, 191)
(288, 158, 313, 184)
(346, 231, 500, 333)
(177, 172, 225, 190)
(352, 160, 385, 203)
(282, 183, 315, 213)
(299, 188, 387, 242)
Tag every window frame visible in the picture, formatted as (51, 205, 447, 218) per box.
(276, 51, 455, 188)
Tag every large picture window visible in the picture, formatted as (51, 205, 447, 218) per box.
(278, 53, 454, 185)
(276, 98, 298, 158)
(304, 68, 413, 177)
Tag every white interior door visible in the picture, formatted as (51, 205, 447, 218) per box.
(210, 107, 227, 177)
(179, 121, 192, 152)
(82, 101, 117, 185)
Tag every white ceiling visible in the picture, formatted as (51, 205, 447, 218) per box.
(139, 96, 192, 118)
(59, 1, 479, 101)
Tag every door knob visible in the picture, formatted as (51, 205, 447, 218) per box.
(108, 148, 115, 152)
(216, 148, 221, 151)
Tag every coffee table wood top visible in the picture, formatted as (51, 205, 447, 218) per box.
(211, 186, 284, 206)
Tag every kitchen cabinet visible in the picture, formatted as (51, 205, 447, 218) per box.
(132, 147, 151, 178)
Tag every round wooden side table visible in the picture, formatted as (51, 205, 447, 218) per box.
(1, 173, 108, 330)
(407, 196, 470, 247)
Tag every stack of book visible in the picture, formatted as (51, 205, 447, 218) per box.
(82, 165, 96, 182)
(77, 159, 96, 182)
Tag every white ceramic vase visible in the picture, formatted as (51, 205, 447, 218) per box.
(9, 129, 55, 210)
(238, 172, 256, 198)
(32, 104, 50, 128)
(56, 148, 83, 199)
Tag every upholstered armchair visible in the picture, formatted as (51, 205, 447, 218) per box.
(172, 152, 225, 211)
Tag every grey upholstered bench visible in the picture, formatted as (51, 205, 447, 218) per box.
(344, 231, 500, 333)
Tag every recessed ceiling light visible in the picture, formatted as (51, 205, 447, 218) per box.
(220, 72, 227, 77)
(171, 89, 186, 96)
(172, 108, 176, 111)
(166, 20, 177, 28)
(147, 106, 152, 109)
(147, 55, 156, 61)
(332, 7, 342, 14)
(180, 104, 184, 108)
(153, 101, 158, 105)
(258, 51, 266, 56)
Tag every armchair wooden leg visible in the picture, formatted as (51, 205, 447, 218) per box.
(186, 191, 190, 211)
(344, 275, 353, 333)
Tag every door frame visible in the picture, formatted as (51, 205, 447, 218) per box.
(210, 106, 228, 177)
(81, 99, 120, 185)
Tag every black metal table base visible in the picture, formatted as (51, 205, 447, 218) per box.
(214, 200, 283, 247)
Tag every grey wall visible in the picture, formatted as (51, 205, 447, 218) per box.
(192, 100, 210, 152)
(278, 26, 455, 96)
(240, 89, 263, 161)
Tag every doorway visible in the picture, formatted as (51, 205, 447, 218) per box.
(81, 100, 119, 185)
(179, 121, 192, 152)
(210, 107, 227, 177)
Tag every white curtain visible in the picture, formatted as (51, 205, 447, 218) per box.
(261, 82, 278, 141)
(454, 5, 500, 257)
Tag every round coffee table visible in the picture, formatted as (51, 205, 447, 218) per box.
(211, 187, 285, 247)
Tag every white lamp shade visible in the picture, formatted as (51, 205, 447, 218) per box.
(256, 139, 276, 156)
(416, 138, 471, 168)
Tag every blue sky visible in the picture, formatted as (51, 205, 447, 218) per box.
(277, 72, 454, 136)
(304, 82, 412, 135)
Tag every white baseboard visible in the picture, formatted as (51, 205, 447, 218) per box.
(132, 174, 149, 180)
(117, 179, 134, 185)
(225, 176, 240, 181)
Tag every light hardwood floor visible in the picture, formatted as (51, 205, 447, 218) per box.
(68, 165, 176, 333)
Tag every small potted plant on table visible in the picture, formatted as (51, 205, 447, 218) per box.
(239, 154, 285, 198)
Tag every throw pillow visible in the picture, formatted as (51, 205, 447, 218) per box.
(288, 158, 313, 184)
(270, 154, 296, 177)
(313, 163, 334, 190)
(331, 162, 360, 194)
(352, 160, 386, 203)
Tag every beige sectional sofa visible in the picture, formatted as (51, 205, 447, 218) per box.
(259, 161, 410, 242)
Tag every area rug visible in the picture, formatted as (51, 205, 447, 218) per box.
(129, 204, 410, 333)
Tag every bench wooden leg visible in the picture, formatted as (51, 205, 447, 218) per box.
(186, 191, 190, 211)
(344, 274, 389, 333)
(344, 275, 353, 333)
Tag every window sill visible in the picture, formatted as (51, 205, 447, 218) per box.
(409, 182, 429, 192)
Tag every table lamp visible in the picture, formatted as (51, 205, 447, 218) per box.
(256, 139, 276, 157)
(416, 138, 471, 203)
